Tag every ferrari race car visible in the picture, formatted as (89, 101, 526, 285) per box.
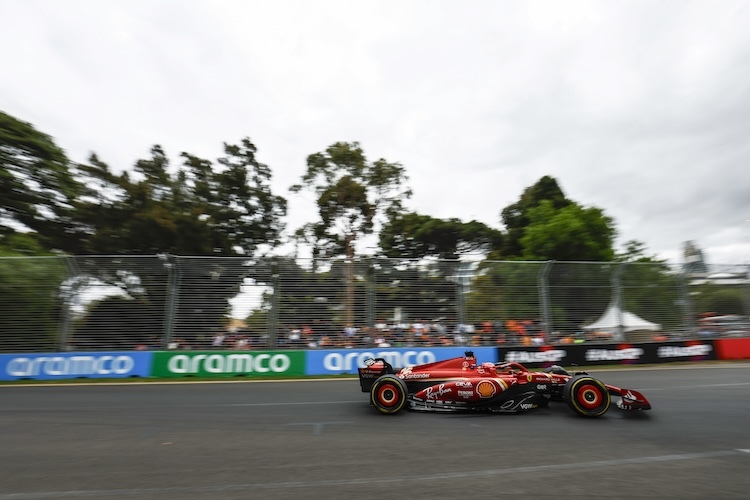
(358, 351, 651, 417)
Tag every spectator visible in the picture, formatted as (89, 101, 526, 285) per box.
(212, 331, 226, 349)
(453, 323, 468, 345)
(495, 329, 508, 346)
(343, 324, 357, 340)
(359, 327, 372, 347)
(373, 332, 391, 347)
(301, 324, 317, 348)
(234, 334, 249, 350)
(288, 326, 302, 344)
(481, 320, 494, 344)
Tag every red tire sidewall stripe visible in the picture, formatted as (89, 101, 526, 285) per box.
(377, 382, 400, 407)
(576, 383, 602, 410)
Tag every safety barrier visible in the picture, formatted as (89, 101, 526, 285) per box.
(1, 340, 748, 381)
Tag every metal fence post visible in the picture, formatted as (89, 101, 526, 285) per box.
(366, 258, 375, 328)
(743, 264, 750, 317)
(267, 257, 280, 349)
(612, 262, 627, 340)
(161, 254, 179, 348)
(455, 262, 469, 327)
(538, 260, 553, 338)
(58, 255, 78, 351)
(677, 267, 695, 336)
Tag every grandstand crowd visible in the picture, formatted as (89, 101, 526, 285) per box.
(161, 319, 636, 351)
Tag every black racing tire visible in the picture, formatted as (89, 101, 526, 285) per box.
(563, 375, 611, 418)
(370, 374, 408, 415)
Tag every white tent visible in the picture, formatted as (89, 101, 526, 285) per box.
(583, 304, 661, 334)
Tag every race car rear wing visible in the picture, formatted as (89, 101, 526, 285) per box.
(358, 358, 397, 392)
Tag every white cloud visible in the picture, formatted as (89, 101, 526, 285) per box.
(2, 0, 749, 264)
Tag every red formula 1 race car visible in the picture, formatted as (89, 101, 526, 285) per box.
(358, 351, 651, 417)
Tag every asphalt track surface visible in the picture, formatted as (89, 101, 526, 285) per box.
(1, 364, 750, 500)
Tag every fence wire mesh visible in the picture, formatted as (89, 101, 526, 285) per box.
(0, 256, 748, 353)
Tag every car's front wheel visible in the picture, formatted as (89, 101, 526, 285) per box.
(370, 374, 408, 415)
(564, 375, 611, 417)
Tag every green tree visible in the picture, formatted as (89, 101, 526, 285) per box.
(72, 154, 130, 253)
(290, 142, 411, 259)
(0, 256, 67, 352)
(290, 142, 411, 325)
(211, 139, 288, 253)
(244, 256, 462, 340)
(692, 285, 745, 316)
(466, 261, 545, 329)
(75, 139, 287, 255)
(71, 139, 288, 347)
(467, 177, 627, 334)
(499, 175, 570, 258)
(616, 240, 661, 263)
(372, 258, 461, 329)
(520, 200, 616, 261)
(603, 240, 683, 334)
(1, 111, 85, 252)
(0, 232, 50, 256)
(0, 113, 80, 350)
(379, 212, 503, 259)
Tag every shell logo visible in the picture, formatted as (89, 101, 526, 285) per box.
(476, 380, 497, 398)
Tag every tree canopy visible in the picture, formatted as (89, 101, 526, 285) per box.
(520, 200, 616, 261)
(499, 175, 570, 257)
(0, 111, 85, 253)
(2, 110, 635, 265)
(379, 212, 503, 259)
(484, 176, 618, 262)
(75, 139, 287, 256)
(290, 141, 411, 259)
(2, 110, 719, 349)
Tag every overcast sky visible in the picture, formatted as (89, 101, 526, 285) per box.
(2, 0, 749, 265)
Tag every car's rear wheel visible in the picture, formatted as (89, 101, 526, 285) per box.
(564, 375, 611, 417)
(370, 374, 408, 414)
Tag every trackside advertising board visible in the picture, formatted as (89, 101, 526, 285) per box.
(712, 338, 750, 360)
(498, 340, 717, 368)
(0, 352, 153, 381)
(151, 351, 305, 378)
(306, 347, 498, 375)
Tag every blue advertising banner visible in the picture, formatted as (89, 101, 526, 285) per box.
(305, 346, 497, 375)
(0, 352, 153, 381)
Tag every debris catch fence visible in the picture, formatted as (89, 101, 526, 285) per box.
(1, 256, 748, 352)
